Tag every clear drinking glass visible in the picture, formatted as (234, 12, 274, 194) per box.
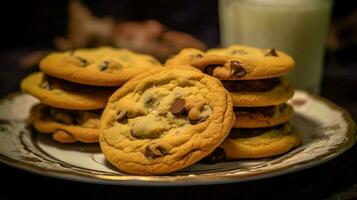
(219, 0, 333, 93)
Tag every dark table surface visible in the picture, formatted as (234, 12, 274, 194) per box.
(0, 49, 356, 199)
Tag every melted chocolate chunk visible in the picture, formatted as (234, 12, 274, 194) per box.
(229, 60, 246, 77)
(265, 48, 278, 57)
(144, 144, 167, 159)
(49, 108, 76, 125)
(170, 98, 186, 115)
(229, 124, 286, 139)
(223, 78, 280, 92)
(200, 148, 226, 164)
(234, 105, 277, 117)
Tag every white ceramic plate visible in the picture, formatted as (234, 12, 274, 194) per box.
(0, 91, 355, 186)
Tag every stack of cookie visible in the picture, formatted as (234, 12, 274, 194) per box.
(21, 47, 162, 143)
(166, 45, 301, 161)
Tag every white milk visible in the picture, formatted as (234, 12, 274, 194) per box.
(219, 0, 333, 93)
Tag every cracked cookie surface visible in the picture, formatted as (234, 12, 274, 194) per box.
(99, 68, 235, 175)
(165, 45, 294, 80)
(30, 104, 101, 143)
(21, 72, 114, 110)
(40, 46, 162, 86)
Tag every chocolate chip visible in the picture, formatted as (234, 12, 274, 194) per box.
(99, 61, 109, 71)
(230, 60, 246, 77)
(75, 56, 89, 67)
(49, 108, 75, 125)
(204, 64, 220, 76)
(170, 98, 186, 115)
(144, 144, 167, 159)
(265, 48, 278, 57)
(223, 78, 280, 92)
(231, 49, 247, 55)
(229, 128, 263, 139)
(200, 148, 226, 164)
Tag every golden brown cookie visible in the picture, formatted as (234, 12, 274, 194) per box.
(224, 77, 295, 107)
(165, 45, 294, 80)
(99, 68, 235, 175)
(20, 72, 114, 110)
(234, 103, 294, 128)
(40, 47, 162, 86)
(219, 123, 301, 160)
(30, 104, 100, 143)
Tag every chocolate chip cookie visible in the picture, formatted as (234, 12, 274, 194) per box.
(224, 77, 295, 107)
(165, 45, 295, 80)
(40, 46, 162, 86)
(234, 103, 294, 128)
(21, 72, 114, 110)
(30, 104, 101, 143)
(99, 68, 235, 175)
(219, 123, 301, 160)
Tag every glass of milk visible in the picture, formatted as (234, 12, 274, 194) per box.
(219, 0, 333, 93)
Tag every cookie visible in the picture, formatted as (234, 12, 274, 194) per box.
(218, 123, 301, 160)
(224, 77, 295, 107)
(40, 46, 162, 86)
(30, 104, 100, 143)
(99, 68, 235, 175)
(165, 45, 294, 80)
(234, 103, 294, 128)
(21, 72, 114, 110)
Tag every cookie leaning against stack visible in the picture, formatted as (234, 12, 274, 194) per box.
(21, 47, 162, 143)
(99, 67, 235, 175)
(166, 45, 301, 161)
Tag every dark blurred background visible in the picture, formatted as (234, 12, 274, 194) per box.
(0, 0, 219, 50)
(1, 0, 356, 114)
(0, 0, 356, 51)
